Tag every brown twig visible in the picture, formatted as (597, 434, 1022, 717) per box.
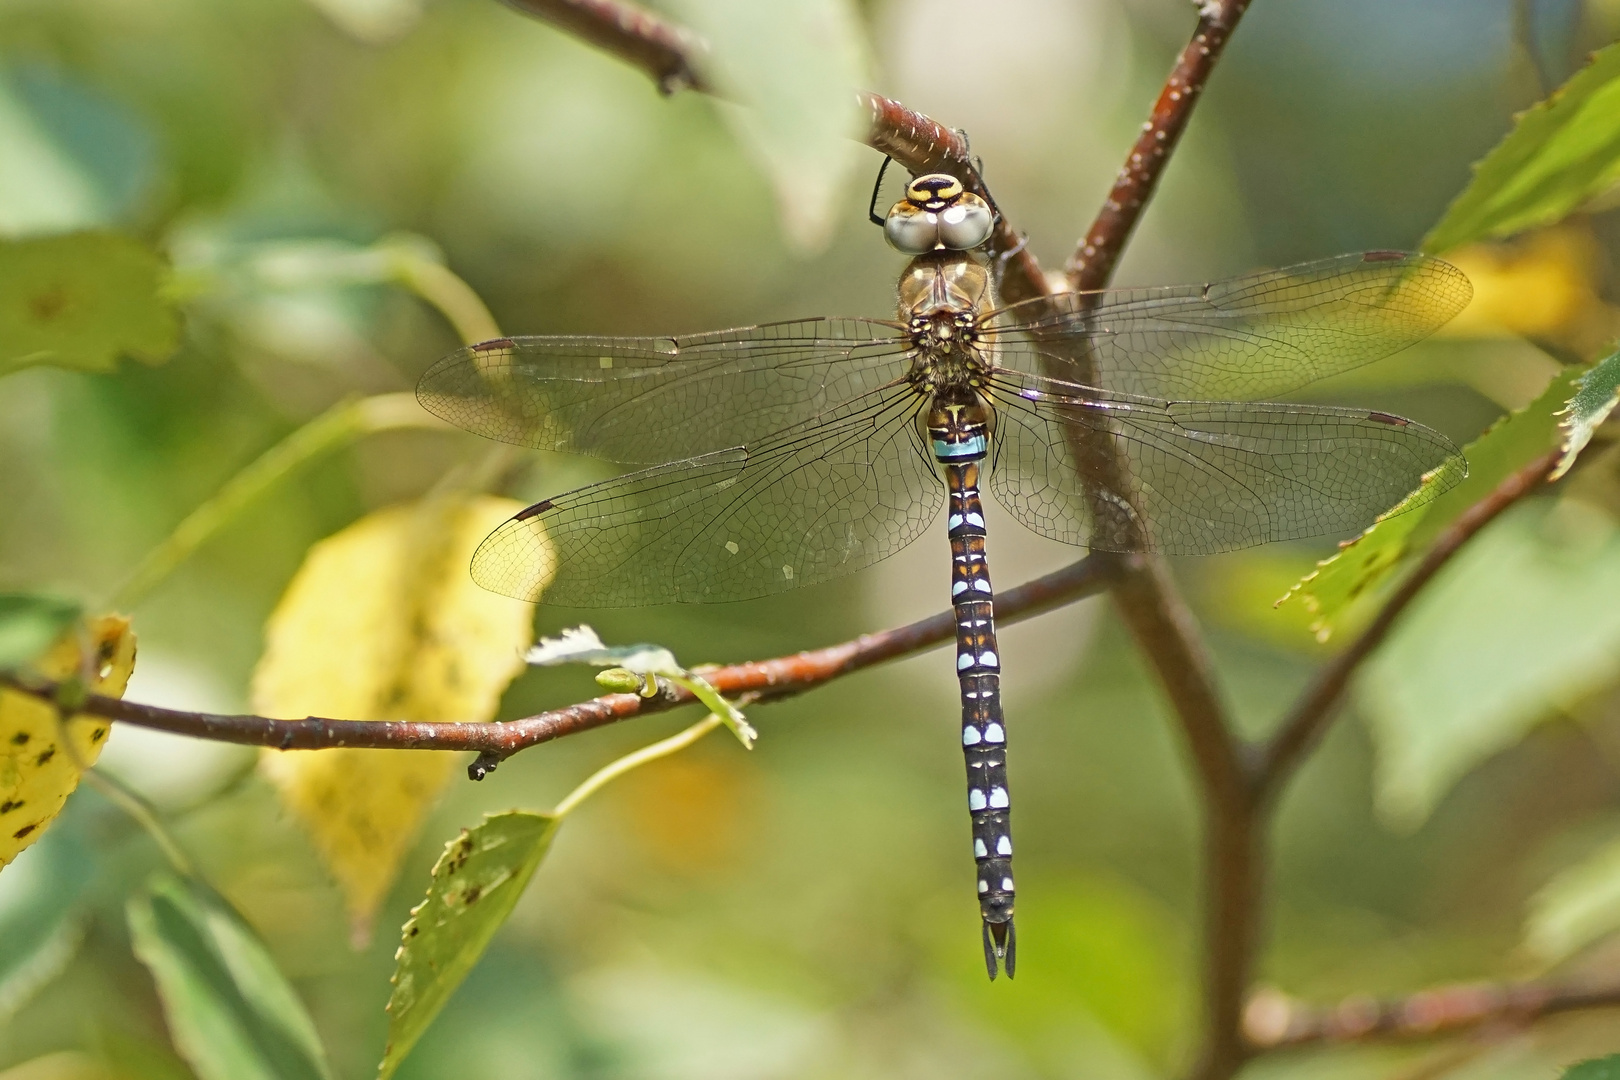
(3, 556, 1114, 760)
(1066, 0, 1253, 293)
(1049, 4, 1254, 1076)
(1259, 447, 1562, 789)
(1242, 976, 1620, 1049)
(497, 0, 708, 94)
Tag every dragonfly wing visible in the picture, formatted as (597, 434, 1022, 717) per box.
(981, 252, 1472, 401)
(417, 317, 909, 462)
(984, 373, 1466, 555)
(471, 391, 942, 605)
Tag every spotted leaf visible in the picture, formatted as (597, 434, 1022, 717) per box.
(252, 496, 534, 943)
(0, 232, 180, 376)
(0, 614, 134, 869)
(378, 811, 556, 1080)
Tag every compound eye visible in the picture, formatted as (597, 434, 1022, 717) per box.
(937, 194, 993, 250)
(885, 203, 939, 254)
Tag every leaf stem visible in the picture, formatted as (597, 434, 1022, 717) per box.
(552, 711, 726, 820)
(109, 393, 451, 610)
(79, 767, 196, 878)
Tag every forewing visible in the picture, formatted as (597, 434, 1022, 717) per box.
(985, 373, 1466, 556)
(417, 318, 908, 462)
(470, 392, 942, 606)
(982, 252, 1472, 401)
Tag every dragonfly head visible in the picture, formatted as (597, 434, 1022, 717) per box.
(884, 173, 994, 254)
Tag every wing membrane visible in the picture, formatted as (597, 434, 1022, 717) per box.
(981, 252, 1472, 401)
(418, 317, 909, 462)
(471, 391, 941, 606)
(985, 372, 1466, 555)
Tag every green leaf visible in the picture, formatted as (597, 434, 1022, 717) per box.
(0, 593, 81, 671)
(1526, 833, 1620, 963)
(379, 811, 558, 1080)
(1358, 499, 1620, 829)
(1563, 1056, 1620, 1080)
(1555, 346, 1620, 480)
(126, 872, 335, 1080)
(665, 0, 868, 252)
(0, 231, 181, 376)
(1279, 364, 1578, 638)
(0, 822, 93, 1023)
(1425, 41, 1620, 252)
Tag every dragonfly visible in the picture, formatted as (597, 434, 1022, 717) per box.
(417, 169, 1473, 980)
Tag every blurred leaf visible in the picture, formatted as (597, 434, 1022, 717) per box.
(1359, 499, 1620, 829)
(0, 823, 93, 1023)
(0, 593, 82, 672)
(252, 496, 533, 942)
(302, 0, 424, 45)
(1440, 228, 1620, 356)
(0, 65, 158, 237)
(378, 810, 557, 1080)
(666, 0, 868, 252)
(0, 232, 180, 376)
(127, 872, 335, 1080)
(1554, 346, 1620, 479)
(0, 1052, 121, 1080)
(954, 872, 1186, 1067)
(1, 615, 134, 869)
(1280, 363, 1576, 639)
(1563, 1057, 1620, 1080)
(1425, 40, 1620, 252)
(1526, 832, 1620, 963)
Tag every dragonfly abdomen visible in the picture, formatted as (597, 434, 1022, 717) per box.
(931, 400, 1016, 980)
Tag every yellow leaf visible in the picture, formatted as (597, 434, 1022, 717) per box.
(1439, 226, 1620, 354)
(252, 496, 537, 942)
(1, 615, 137, 869)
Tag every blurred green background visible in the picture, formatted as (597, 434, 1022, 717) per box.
(4, 0, 1620, 1077)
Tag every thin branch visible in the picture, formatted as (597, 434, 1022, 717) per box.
(497, 0, 708, 94)
(1050, 5, 1254, 1076)
(1259, 447, 1562, 790)
(1066, 0, 1253, 292)
(110, 394, 449, 609)
(1243, 977, 1620, 1050)
(7, 556, 1114, 758)
(856, 92, 1049, 305)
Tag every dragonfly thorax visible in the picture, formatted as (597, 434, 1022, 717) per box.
(900, 251, 996, 395)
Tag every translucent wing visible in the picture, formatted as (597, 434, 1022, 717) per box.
(417, 317, 909, 463)
(980, 252, 1472, 401)
(471, 391, 942, 606)
(984, 372, 1466, 556)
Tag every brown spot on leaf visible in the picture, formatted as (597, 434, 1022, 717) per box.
(35, 747, 55, 766)
(0, 800, 23, 814)
(13, 823, 37, 840)
(11, 732, 29, 746)
(28, 286, 69, 322)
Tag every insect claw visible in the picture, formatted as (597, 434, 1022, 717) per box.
(982, 917, 1016, 980)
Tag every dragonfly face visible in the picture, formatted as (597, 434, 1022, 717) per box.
(416, 175, 1475, 978)
(883, 172, 995, 254)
